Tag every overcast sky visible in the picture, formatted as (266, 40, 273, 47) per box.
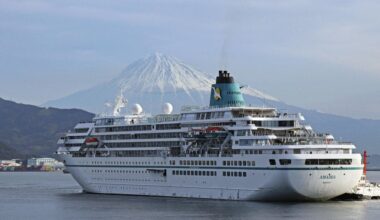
(0, 0, 379, 119)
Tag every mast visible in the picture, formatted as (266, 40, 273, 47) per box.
(363, 150, 367, 176)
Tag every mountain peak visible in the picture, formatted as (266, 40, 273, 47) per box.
(150, 52, 172, 60)
(113, 53, 213, 94)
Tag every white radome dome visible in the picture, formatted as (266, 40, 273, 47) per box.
(132, 103, 143, 115)
(163, 102, 173, 114)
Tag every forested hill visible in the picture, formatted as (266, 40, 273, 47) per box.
(0, 98, 94, 159)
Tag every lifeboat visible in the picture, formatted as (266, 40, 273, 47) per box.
(84, 137, 100, 147)
(206, 126, 224, 133)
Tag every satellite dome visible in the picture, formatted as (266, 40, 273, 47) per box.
(132, 104, 143, 115)
(162, 103, 173, 114)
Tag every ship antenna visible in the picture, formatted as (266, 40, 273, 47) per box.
(113, 91, 128, 116)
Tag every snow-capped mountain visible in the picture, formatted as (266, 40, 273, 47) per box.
(45, 53, 277, 114)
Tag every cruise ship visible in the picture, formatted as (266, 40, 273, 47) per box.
(57, 70, 363, 201)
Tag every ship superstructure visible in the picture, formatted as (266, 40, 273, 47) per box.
(57, 70, 363, 201)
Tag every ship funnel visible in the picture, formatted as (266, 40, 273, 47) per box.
(209, 70, 245, 108)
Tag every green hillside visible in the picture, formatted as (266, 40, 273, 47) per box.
(0, 98, 94, 159)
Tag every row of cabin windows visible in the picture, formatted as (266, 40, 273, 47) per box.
(223, 160, 255, 166)
(222, 171, 247, 177)
(104, 169, 148, 174)
(86, 150, 167, 158)
(91, 169, 149, 174)
(181, 122, 235, 128)
(249, 120, 295, 127)
(238, 139, 271, 146)
(235, 149, 350, 155)
(182, 111, 229, 121)
(106, 141, 181, 148)
(172, 170, 217, 176)
(179, 160, 217, 166)
(99, 132, 183, 141)
(240, 149, 290, 155)
(74, 128, 89, 133)
(111, 150, 163, 157)
(156, 124, 181, 130)
(91, 160, 166, 165)
(305, 159, 352, 165)
(269, 159, 292, 166)
(95, 125, 153, 133)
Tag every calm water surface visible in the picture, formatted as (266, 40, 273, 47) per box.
(0, 172, 379, 220)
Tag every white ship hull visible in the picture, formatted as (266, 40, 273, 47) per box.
(61, 154, 363, 201)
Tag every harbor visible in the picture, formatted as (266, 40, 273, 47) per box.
(0, 158, 64, 172)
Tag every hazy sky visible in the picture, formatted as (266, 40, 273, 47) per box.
(0, 0, 379, 119)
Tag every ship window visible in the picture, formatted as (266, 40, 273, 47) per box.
(234, 161, 238, 166)
(205, 112, 211, 119)
(279, 159, 291, 165)
(187, 171, 190, 175)
(293, 149, 301, 154)
(269, 159, 276, 166)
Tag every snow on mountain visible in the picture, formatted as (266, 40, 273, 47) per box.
(45, 53, 277, 114)
(113, 53, 213, 94)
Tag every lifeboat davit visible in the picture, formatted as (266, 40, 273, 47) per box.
(84, 137, 99, 147)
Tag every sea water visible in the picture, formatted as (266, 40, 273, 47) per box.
(0, 171, 379, 220)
